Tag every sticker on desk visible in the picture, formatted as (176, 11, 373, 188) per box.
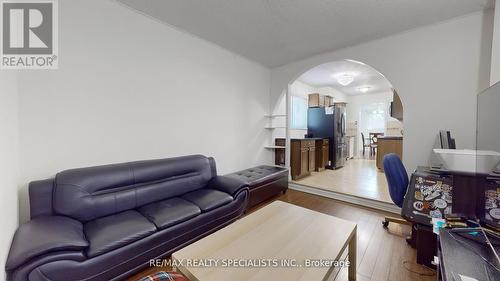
(413, 201, 424, 211)
(429, 210, 442, 219)
(484, 183, 500, 228)
(486, 190, 497, 199)
(442, 192, 452, 203)
(425, 190, 441, 201)
(441, 184, 452, 193)
(402, 173, 454, 226)
(489, 208, 500, 220)
(433, 199, 447, 209)
(485, 198, 497, 209)
(421, 186, 433, 197)
(414, 191, 423, 201)
(423, 201, 431, 210)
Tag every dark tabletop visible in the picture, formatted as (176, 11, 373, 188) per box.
(439, 228, 500, 281)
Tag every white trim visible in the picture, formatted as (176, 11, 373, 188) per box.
(288, 182, 401, 214)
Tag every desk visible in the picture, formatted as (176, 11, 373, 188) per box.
(402, 167, 500, 267)
(438, 228, 500, 281)
(402, 167, 500, 226)
(401, 167, 453, 226)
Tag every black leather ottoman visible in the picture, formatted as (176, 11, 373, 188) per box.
(226, 165, 288, 209)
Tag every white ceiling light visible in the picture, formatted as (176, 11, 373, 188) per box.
(345, 59, 367, 66)
(333, 73, 355, 86)
(358, 86, 371, 93)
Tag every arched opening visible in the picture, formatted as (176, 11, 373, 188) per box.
(269, 59, 404, 205)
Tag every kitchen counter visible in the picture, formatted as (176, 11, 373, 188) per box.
(290, 138, 324, 141)
(378, 135, 403, 140)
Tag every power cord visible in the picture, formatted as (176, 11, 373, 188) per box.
(402, 260, 435, 278)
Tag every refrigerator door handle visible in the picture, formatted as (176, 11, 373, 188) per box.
(340, 113, 346, 137)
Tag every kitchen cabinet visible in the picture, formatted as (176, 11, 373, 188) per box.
(291, 139, 316, 180)
(315, 139, 329, 171)
(308, 144, 316, 172)
(390, 91, 403, 121)
(376, 136, 403, 170)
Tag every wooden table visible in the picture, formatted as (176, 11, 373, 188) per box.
(172, 201, 357, 281)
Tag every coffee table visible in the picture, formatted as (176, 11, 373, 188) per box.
(172, 201, 357, 281)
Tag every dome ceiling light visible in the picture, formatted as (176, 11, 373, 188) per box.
(333, 73, 355, 86)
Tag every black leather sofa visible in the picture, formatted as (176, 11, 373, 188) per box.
(6, 155, 249, 281)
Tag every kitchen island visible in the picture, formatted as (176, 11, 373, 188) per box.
(376, 135, 403, 170)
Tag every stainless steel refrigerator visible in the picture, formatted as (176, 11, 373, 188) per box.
(307, 103, 347, 169)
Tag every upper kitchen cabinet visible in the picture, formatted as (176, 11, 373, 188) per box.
(390, 90, 403, 121)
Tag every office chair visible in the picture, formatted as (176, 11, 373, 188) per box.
(382, 153, 412, 228)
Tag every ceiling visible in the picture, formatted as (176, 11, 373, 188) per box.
(298, 60, 393, 96)
(117, 0, 491, 67)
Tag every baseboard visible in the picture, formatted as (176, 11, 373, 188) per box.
(288, 182, 401, 215)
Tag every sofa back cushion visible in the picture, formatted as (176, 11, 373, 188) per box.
(53, 155, 214, 222)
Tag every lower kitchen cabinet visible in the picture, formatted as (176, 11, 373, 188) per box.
(291, 139, 317, 180)
(315, 139, 329, 171)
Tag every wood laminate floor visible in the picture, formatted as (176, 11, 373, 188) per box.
(292, 158, 392, 203)
(129, 190, 435, 281)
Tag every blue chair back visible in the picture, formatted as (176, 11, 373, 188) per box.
(383, 153, 408, 208)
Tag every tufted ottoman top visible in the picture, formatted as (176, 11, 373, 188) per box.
(225, 165, 288, 189)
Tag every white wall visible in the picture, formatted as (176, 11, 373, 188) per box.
(346, 91, 396, 154)
(0, 71, 19, 281)
(491, 1, 500, 85)
(271, 11, 494, 171)
(17, 0, 272, 222)
(288, 80, 316, 138)
(345, 91, 393, 124)
(317, 86, 348, 103)
(290, 80, 316, 99)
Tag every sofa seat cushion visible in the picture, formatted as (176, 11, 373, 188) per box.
(84, 210, 156, 258)
(181, 189, 233, 212)
(138, 198, 201, 229)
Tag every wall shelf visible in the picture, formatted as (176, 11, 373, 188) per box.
(264, 114, 287, 118)
(264, 145, 286, 149)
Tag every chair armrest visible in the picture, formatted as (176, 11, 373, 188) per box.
(6, 216, 88, 271)
(207, 175, 249, 197)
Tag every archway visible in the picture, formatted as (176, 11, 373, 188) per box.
(269, 59, 404, 205)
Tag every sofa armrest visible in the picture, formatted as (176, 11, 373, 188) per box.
(207, 175, 249, 197)
(6, 216, 88, 271)
(29, 178, 54, 219)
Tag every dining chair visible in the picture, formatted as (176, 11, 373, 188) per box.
(369, 132, 383, 156)
(361, 132, 371, 156)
